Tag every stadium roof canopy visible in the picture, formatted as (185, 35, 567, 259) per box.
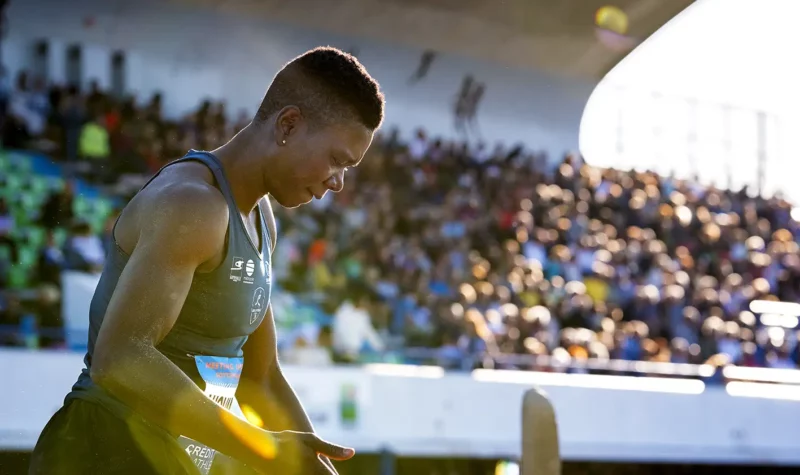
(172, 0, 693, 80)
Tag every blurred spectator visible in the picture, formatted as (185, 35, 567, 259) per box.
(37, 231, 66, 286)
(39, 180, 75, 230)
(0, 196, 17, 286)
(63, 221, 105, 272)
(58, 85, 86, 163)
(408, 129, 428, 162)
(332, 287, 386, 362)
(35, 284, 64, 348)
(0, 293, 24, 346)
(8, 72, 48, 142)
(3, 79, 800, 376)
(0, 197, 16, 258)
(85, 80, 106, 117)
(0, 66, 10, 118)
(282, 327, 334, 367)
(79, 112, 111, 181)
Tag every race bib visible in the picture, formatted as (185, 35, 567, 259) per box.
(178, 355, 244, 474)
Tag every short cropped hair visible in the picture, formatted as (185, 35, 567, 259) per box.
(256, 47, 384, 130)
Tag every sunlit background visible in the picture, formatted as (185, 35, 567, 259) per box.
(3, 0, 800, 474)
(583, 0, 799, 201)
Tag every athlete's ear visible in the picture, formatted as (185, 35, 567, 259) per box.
(275, 106, 303, 145)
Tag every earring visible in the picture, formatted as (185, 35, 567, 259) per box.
(281, 139, 286, 145)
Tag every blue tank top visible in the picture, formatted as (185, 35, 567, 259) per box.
(66, 151, 272, 472)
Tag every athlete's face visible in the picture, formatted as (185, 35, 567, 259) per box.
(268, 109, 373, 208)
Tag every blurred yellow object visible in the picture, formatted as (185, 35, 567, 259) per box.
(595, 5, 629, 35)
(220, 408, 277, 459)
(241, 404, 265, 428)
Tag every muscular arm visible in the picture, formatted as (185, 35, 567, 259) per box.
(238, 305, 316, 433)
(90, 183, 277, 469)
(237, 198, 350, 474)
(238, 197, 315, 433)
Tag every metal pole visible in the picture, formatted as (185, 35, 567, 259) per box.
(722, 104, 732, 190)
(615, 86, 625, 158)
(379, 447, 396, 475)
(757, 111, 767, 197)
(651, 91, 662, 173)
(687, 98, 698, 180)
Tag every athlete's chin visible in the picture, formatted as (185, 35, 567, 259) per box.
(275, 191, 313, 209)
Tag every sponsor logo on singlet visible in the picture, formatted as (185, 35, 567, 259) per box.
(250, 287, 266, 325)
(229, 257, 244, 283)
(243, 259, 256, 284)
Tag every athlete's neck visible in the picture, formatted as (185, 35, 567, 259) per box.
(212, 123, 274, 213)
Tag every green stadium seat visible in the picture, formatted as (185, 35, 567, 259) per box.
(4, 174, 24, 193)
(11, 208, 30, 227)
(9, 224, 25, 240)
(90, 217, 106, 235)
(53, 227, 68, 247)
(28, 176, 50, 195)
(93, 198, 114, 218)
(20, 193, 42, 216)
(27, 226, 46, 248)
(18, 245, 38, 268)
(8, 265, 29, 289)
(73, 196, 90, 216)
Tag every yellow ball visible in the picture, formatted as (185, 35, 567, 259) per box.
(595, 5, 629, 35)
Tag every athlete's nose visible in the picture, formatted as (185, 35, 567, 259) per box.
(324, 171, 344, 193)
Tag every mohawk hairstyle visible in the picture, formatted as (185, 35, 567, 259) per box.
(256, 46, 384, 130)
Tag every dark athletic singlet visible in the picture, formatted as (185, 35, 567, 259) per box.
(66, 150, 273, 473)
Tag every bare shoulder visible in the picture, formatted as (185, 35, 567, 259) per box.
(125, 166, 230, 265)
(92, 167, 232, 356)
(260, 196, 277, 254)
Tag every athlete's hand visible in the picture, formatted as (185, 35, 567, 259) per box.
(258, 431, 353, 474)
(297, 431, 353, 474)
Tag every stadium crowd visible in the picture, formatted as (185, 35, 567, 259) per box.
(2, 71, 800, 375)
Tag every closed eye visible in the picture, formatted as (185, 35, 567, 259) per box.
(332, 157, 352, 173)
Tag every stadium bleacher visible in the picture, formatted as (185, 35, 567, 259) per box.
(2, 75, 799, 378)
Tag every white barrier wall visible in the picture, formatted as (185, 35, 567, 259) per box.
(61, 270, 100, 350)
(3, 348, 800, 464)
